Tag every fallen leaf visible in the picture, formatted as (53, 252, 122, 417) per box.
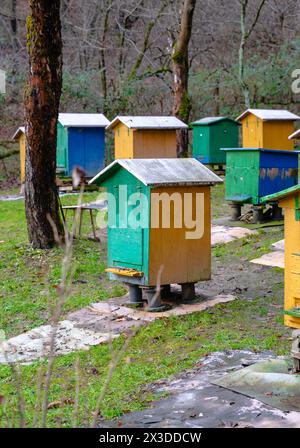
(47, 398, 74, 409)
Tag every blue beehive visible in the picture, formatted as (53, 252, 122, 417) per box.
(57, 113, 110, 177)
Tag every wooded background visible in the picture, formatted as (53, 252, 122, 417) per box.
(0, 0, 299, 139)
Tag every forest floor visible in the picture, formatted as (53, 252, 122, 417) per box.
(0, 154, 289, 428)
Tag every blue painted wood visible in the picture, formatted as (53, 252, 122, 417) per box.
(258, 151, 299, 198)
(67, 127, 105, 177)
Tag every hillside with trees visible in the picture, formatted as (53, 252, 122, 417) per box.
(0, 0, 299, 140)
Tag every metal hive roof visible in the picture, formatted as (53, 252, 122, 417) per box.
(237, 109, 300, 122)
(107, 116, 188, 130)
(12, 126, 25, 140)
(58, 113, 110, 127)
(89, 158, 223, 187)
(191, 117, 239, 126)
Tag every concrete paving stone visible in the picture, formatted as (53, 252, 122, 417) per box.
(90, 302, 120, 313)
(0, 320, 118, 364)
(250, 250, 284, 269)
(211, 226, 256, 246)
(0, 292, 237, 364)
(272, 240, 284, 251)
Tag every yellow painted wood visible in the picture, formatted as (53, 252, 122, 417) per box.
(19, 133, 26, 183)
(241, 113, 295, 150)
(242, 114, 263, 148)
(148, 186, 211, 286)
(113, 123, 177, 159)
(262, 121, 295, 150)
(114, 123, 134, 159)
(133, 129, 177, 158)
(278, 193, 300, 329)
(105, 267, 144, 277)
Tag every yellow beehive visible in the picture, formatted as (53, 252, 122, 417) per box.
(237, 109, 300, 150)
(262, 185, 300, 329)
(107, 116, 188, 159)
(12, 127, 26, 183)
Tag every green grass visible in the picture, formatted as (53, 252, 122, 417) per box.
(0, 193, 125, 337)
(0, 296, 289, 427)
(0, 183, 290, 427)
(0, 142, 20, 193)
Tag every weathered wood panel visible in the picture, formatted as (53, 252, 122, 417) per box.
(149, 185, 211, 286)
(133, 129, 177, 158)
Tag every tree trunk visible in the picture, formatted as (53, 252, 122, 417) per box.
(172, 0, 196, 157)
(213, 77, 220, 116)
(239, 1, 251, 108)
(10, 0, 18, 49)
(24, 0, 63, 249)
(238, 0, 266, 108)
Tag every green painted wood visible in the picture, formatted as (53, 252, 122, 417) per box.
(103, 168, 150, 284)
(57, 122, 68, 171)
(295, 196, 300, 221)
(225, 149, 260, 204)
(192, 119, 240, 164)
(192, 126, 210, 161)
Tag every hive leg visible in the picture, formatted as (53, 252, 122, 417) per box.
(181, 283, 196, 303)
(143, 287, 167, 312)
(161, 285, 171, 300)
(229, 202, 242, 221)
(252, 205, 264, 224)
(125, 284, 143, 308)
(271, 203, 283, 221)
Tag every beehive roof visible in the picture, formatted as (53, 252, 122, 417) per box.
(58, 113, 110, 128)
(261, 184, 300, 203)
(289, 129, 300, 140)
(107, 116, 188, 130)
(12, 126, 25, 140)
(89, 158, 223, 187)
(237, 109, 300, 122)
(191, 117, 239, 126)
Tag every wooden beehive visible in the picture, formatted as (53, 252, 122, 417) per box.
(237, 109, 300, 150)
(223, 148, 299, 206)
(107, 116, 188, 160)
(56, 113, 110, 177)
(191, 117, 240, 165)
(262, 185, 300, 329)
(89, 159, 222, 287)
(13, 113, 110, 183)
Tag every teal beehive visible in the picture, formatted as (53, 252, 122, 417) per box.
(191, 117, 240, 165)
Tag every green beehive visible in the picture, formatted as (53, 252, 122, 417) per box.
(89, 158, 222, 311)
(191, 117, 240, 165)
(223, 148, 300, 206)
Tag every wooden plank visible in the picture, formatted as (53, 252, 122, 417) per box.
(105, 267, 144, 277)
